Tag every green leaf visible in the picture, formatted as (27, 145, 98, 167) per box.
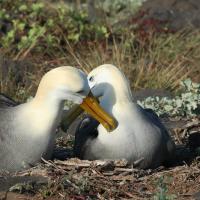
(19, 4, 28, 12)
(164, 105, 173, 112)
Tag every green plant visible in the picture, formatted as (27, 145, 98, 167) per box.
(153, 176, 176, 200)
(0, 0, 110, 58)
(39, 181, 64, 199)
(138, 79, 200, 117)
(97, 0, 144, 26)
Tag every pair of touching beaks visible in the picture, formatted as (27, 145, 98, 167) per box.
(62, 92, 118, 132)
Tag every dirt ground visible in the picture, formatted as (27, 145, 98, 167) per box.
(0, 116, 200, 200)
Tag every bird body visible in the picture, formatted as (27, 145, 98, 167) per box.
(0, 104, 59, 171)
(0, 66, 116, 172)
(74, 64, 175, 169)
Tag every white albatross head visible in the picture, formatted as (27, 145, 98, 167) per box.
(87, 64, 133, 103)
(36, 66, 89, 104)
(35, 66, 117, 132)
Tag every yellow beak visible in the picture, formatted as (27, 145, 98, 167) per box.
(61, 93, 117, 132)
(79, 93, 117, 132)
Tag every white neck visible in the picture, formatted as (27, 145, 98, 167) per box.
(100, 73, 134, 115)
(19, 88, 65, 137)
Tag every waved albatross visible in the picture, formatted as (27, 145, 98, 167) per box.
(0, 66, 116, 172)
(74, 64, 175, 169)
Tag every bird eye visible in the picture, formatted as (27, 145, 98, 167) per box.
(77, 89, 84, 94)
(89, 76, 94, 82)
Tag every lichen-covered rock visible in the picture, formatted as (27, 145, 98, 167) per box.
(136, 0, 200, 31)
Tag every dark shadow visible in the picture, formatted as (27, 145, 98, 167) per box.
(0, 93, 19, 108)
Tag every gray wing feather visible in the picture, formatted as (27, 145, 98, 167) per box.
(74, 115, 99, 158)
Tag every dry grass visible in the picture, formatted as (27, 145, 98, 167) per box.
(68, 31, 200, 91)
(1, 30, 200, 102)
(38, 30, 200, 90)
